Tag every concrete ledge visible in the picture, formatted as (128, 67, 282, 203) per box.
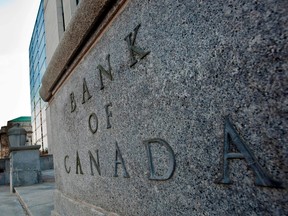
(40, 0, 118, 102)
(15, 183, 55, 216)
(9, 145, 41, 152)
(53, 189, 119, 216)
(15, 189, 32, 216)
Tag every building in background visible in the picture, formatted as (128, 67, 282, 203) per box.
(29, 0, 48, 152)
(29, 0, 79, 152)
(0, 127, 9, 158)
(0, 116, 32, 158)
(44, 0, 79, 63)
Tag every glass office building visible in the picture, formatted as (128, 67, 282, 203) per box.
(29, 0, 48, 152)
(29, 0, 79, 152)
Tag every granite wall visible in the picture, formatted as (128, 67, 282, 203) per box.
(41, 0, 287, 215)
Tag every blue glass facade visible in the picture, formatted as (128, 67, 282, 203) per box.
(29, 0, 48, 152)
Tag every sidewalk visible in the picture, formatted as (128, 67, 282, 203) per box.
(15, 182, 55, 216)
(0, 169, 55, 216)
(0, 185, 27, 216)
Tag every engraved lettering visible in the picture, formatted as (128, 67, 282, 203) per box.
(97, 54, 113, 90)
(114, 142, 130, 178)
(88, 113, 98, 134)
(105, 103, 112, 129)
(76, 151, 84, 175)
(125, 24, 150, 67)
(82, 78, 92, 104)
(88, 150, 101, 176)
(143, 138, 176, 180)
(217, 117, 283, 188)
(64, 155, 71, 174)
(70, 92, 76, 112)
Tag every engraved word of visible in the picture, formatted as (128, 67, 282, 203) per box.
(65, 24, 282, 188)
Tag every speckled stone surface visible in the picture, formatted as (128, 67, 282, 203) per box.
(44, 0, 287, 215)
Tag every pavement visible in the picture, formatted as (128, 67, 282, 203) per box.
(0, 169, 55, 216)
(0, 185, 27, 216)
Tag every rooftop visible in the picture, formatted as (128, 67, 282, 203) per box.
(9, 116, 31, 123)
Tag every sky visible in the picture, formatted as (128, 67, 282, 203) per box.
(0, 0, 40, 126)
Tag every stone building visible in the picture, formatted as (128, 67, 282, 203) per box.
(0, 116, 32, 158)
(39, 0, 287, 215)
(0, 127, 9, 159)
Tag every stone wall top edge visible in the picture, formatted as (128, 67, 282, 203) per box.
(9, 145, 41, 152)
(40, 0, 118, 102)
(40, 154, 53, 157)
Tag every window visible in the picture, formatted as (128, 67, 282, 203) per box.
(60, 0, 65, 31)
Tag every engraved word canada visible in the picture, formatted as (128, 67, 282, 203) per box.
(63, 24, 282, 189)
